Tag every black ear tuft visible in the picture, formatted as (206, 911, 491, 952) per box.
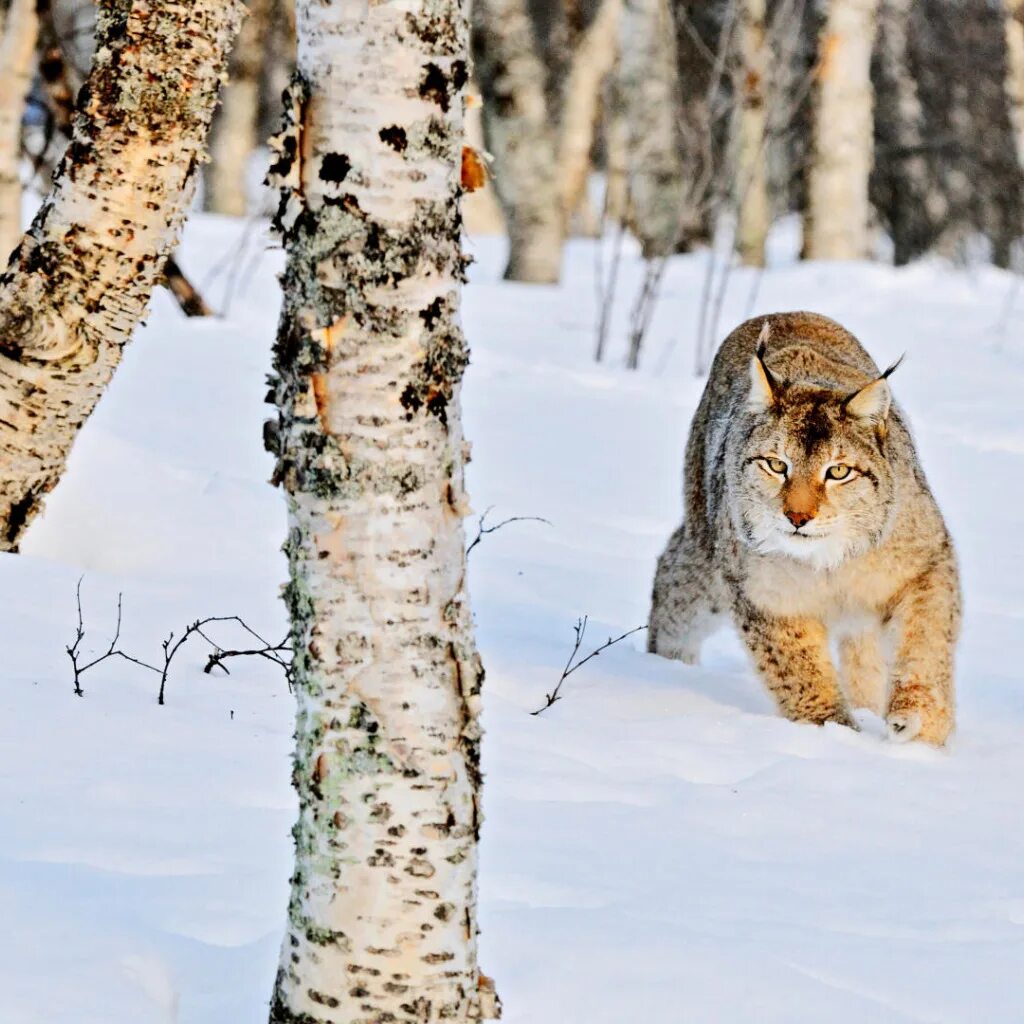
(880, 354, 905, 380)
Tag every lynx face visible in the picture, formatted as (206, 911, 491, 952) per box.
(732, 355, 898, 570)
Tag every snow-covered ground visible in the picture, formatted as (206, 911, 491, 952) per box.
(3, 214, 1024, 1023)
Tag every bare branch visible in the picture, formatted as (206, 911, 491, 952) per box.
(465, 507, 551, 557)
(531, 617, 647, 715)
(66, 582, 293, 703)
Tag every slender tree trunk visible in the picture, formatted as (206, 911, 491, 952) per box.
(558, 0, 622, 230)
(0, 0, 38, 265)
(803, 0, 881, 260)
(205, 0, 271, 216)
(0, 0, 243, 550)
(871, 0, 938, 264)
(735, 0, 770, 267)
(472, 0, 563, 282)
(619, 0, 686, 259)
(265, 1, 498, 1021)
(34, 0, 217, 318)
(1004, 0, 1024, 170)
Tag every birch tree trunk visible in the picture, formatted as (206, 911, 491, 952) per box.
(205, 0, 271, 217)
(472, 0, 563, 282)
(871, 0, 938, 265)
(619, 0, 685, 259)
(557, 0, 622, 230)
(265, 1, 498, 1021)
(0, 0, 38, 265)
(735, 0, 770, 267)
(0, 0, 243, 550)
(1004, 0, 1024, 170)
(803, 0, 881, 260)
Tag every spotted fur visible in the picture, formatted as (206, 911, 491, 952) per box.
(649, 312, 960, 744)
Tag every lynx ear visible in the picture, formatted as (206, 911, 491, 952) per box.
(747, 322, 777, 411)
(844, 356, 903, 424)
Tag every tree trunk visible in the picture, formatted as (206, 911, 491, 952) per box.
(0, 0, 38, 265)
(264, 2, 498, 1021)
(619, 0, 686, 259)
(557, 0, 622, 230)
(870, 0, 938, 265)
(472, 0, 563, 282)
(734, 0, 770, 267)
(803, 0, 881, 260)
(1004, 0, 1024, 170)
(204, 0, 271, 216)
(0, 0, 243, 551)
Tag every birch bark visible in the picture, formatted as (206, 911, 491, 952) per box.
(734, 0, 770, 267)
(205, 0, 272, 217)
(0, 0, 243, 549)
(1004, 0, 1024, 169)
(871, 0, 937, 264)
(265, 1, 497, 1021)
(0, 0, 38, 265)
(619, 0, 685, 258)
(557, 0, 622, 229)
(803, 0, 881, 260)
(472, 0, 563, 282)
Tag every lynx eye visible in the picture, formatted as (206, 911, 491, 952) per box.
(761, 457, 788, 476)
(826, 463, 854, 481)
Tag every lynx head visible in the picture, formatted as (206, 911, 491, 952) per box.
(732, 328, 902, 571)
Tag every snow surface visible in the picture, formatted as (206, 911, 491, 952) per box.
(4, 214, 1024, 1022)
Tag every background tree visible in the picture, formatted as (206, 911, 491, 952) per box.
(734, 0, 769, 266)
(0, 0, 243, 550)
(619, 0, 686, 258)
(0, 0, 38, 263)
(204, 0, 272, 217)
(803, 0, 881, 260)
(264, 0, 498, 1020)
(869, 0, 936, 265)
(472, 0, 563, 282)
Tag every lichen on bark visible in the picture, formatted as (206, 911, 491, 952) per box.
(0, 0, 245, 550)
(267, 2, 497, 1022)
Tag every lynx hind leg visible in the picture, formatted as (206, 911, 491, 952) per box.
(648, 524, 722, 665)
(838, 629, 889, 716)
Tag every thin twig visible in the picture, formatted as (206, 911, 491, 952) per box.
(66, 582, 293, 703)
(531, 617, 647, 715)
(465, 507, 552, 557)
(66, 580, 161, 696)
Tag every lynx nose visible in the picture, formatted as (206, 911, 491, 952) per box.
(785, 508, 815, 529)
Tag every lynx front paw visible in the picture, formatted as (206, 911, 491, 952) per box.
(887, 683, 953, 746)
(886, 709, 923, 743)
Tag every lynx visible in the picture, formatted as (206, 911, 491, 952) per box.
(649, 312, 960, 745)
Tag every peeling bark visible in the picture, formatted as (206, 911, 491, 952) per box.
(265, 2, 497, 1022)
(0, 0, 38, 264)
(472, 0, 562, 282)
(0, 0, 244, 550)
(804, 0, 881, 260)
(205, 0, 272, 216)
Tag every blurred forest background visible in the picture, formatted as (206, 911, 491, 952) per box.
(3, 0, 1024, 353)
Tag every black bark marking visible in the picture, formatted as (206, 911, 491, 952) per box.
(4, 490, 36, 548)
(379, 126, 408, 153)
(418, 297, 444, 329)
(319, 152, 351, 183)
(420, 62, 451, 111)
